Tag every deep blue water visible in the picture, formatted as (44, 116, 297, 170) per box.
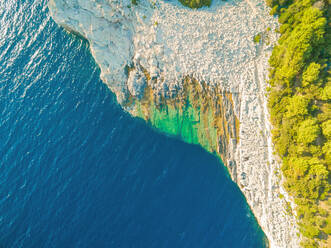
(0, 0, 267, 247)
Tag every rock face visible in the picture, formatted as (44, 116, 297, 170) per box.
(127, 67, 147, 98)
(48, 0, 301, 247)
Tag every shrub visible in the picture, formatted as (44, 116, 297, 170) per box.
(253, 34, 262, 43)
(270, 5, 279, 15)
(178, 0, 211, 9)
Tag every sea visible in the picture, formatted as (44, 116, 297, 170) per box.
(0, 0, 267, 247)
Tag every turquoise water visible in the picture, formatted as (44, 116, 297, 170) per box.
(0, 0, 267, 247)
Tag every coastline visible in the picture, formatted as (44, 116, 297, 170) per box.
(48, 0, 301, 246)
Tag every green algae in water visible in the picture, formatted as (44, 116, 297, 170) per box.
(135, 97, 217, 153)
(131, 78, 239, 161)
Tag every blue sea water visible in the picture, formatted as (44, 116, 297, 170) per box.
(0, 0, 267, 247)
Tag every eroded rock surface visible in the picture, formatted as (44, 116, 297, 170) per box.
(48, 0, 301, 247)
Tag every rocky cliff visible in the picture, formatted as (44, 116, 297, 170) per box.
(48, 0, 301, 246)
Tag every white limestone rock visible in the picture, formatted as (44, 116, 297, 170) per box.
(127, 67, 147, 98)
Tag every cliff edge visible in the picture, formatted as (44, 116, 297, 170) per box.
(48, 0, 301, 246)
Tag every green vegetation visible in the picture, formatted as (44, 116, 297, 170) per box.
(254, 33, 262, 43)
(140, 0, 213, 9)
(178, 0, 212, 9)
(266, 0, 330, 246)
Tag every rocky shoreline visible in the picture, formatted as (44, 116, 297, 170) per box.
(48, 0, 301, 246)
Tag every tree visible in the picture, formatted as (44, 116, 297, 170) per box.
(302, 63, 321, 87)
(321, 120, 331, 139)
(322, 140, 331, 162)
(286, 95, 309, 118)
(297, 118, 320, 145)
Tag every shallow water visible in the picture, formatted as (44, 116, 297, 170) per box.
(0, 0, 266, 247)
